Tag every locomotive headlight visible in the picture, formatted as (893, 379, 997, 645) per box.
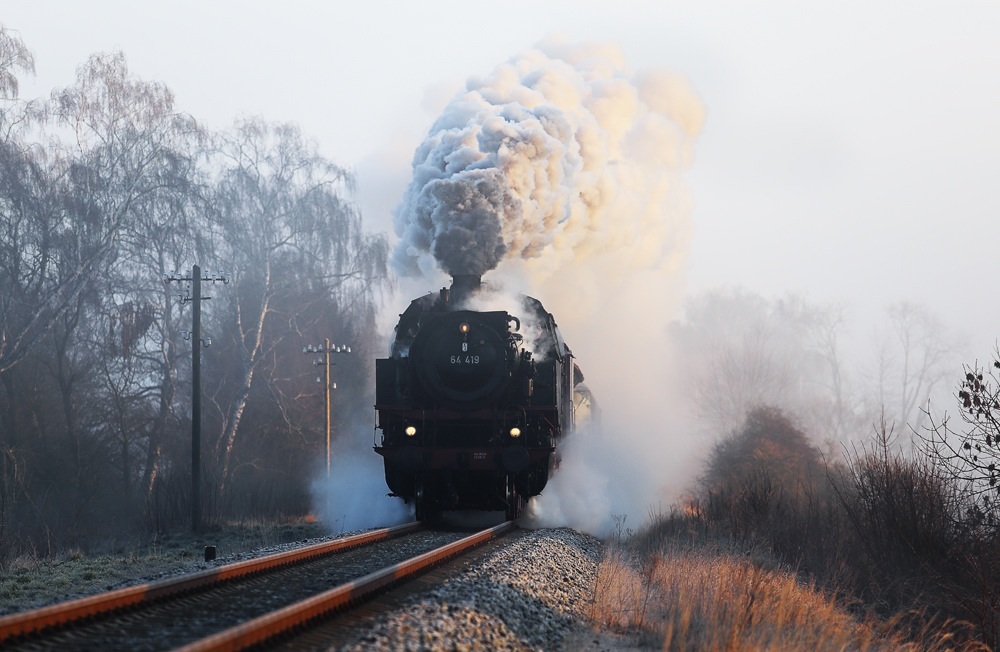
(509, 427, 522, 438)
(405, 426, 417, 437)
(458, 322, 470, 334)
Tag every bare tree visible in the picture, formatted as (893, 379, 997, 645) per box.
(205, 118, 388, 494)
(0, 51, 197, 375)
(0, 25, 40, 141)
(923, 354, 1000, 527)
(807, 304, 869, 447)
(0, 48, 205, 548)
(49, 52, 201, 513)
(0, 26, 34, 101)
(670, 288, 858, 443)
(917, 354, 1000, 647)
(100, 109, 204, 507)
(0, 38, 390, 547)
(868, 302, 961, 433)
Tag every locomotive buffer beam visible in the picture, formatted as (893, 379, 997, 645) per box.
(374, 445, 553, 473)
(374, 405, 557, 421)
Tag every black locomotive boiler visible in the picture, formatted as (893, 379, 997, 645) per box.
(374, 274, 585, 521)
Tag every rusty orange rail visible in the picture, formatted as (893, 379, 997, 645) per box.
(177, 520, 515, 652)
(0, 521, 422, 644)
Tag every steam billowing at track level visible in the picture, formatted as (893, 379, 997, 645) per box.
(390, 40, 704, 282)
(374, 275, 596, 522)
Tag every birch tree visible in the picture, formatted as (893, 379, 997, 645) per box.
(207, 118, 388, 493)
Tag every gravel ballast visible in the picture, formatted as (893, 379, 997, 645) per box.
(336, 527, 604, 651)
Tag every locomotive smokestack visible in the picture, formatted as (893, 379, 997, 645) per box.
(450, 274, 482, 306)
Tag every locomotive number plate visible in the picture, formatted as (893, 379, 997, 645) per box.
(473, 452, 488, 461)
(449, 355, 481, 364)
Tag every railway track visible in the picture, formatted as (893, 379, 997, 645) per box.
(0, 520, 514, 651)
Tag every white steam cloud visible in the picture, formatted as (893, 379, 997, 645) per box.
(392, 39, 703, 281)
(311, 444, 411, 534)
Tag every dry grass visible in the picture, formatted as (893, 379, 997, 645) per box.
(589, 541, 974, 651)
(622, 409, 1000, 649)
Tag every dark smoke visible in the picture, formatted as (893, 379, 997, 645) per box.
(427, 172, 514, 276)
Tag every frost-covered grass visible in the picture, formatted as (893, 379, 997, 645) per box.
(0, 518, 328, 615)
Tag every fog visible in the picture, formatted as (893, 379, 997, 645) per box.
(6, 2, 999, 536)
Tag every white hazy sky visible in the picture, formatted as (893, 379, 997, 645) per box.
(5, 1, 1000, 354)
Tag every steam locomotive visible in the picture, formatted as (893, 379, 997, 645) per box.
(374, 275, 590, 521)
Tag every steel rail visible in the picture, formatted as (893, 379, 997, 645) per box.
(176, 520, 515, 652)
(0, 521, 422, 644)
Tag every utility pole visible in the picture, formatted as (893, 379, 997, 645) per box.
(303, 339, 351, 476)
(165, 265, 228, 532)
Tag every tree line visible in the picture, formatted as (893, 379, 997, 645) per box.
(668, 287, 962, 453)
(0, 28, 390, 559)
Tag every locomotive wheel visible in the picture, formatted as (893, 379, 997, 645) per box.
(505, 475, 525, 521)
(414, 481, 438, 523)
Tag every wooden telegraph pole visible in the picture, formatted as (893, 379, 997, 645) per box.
(303, 340, 351, 476)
